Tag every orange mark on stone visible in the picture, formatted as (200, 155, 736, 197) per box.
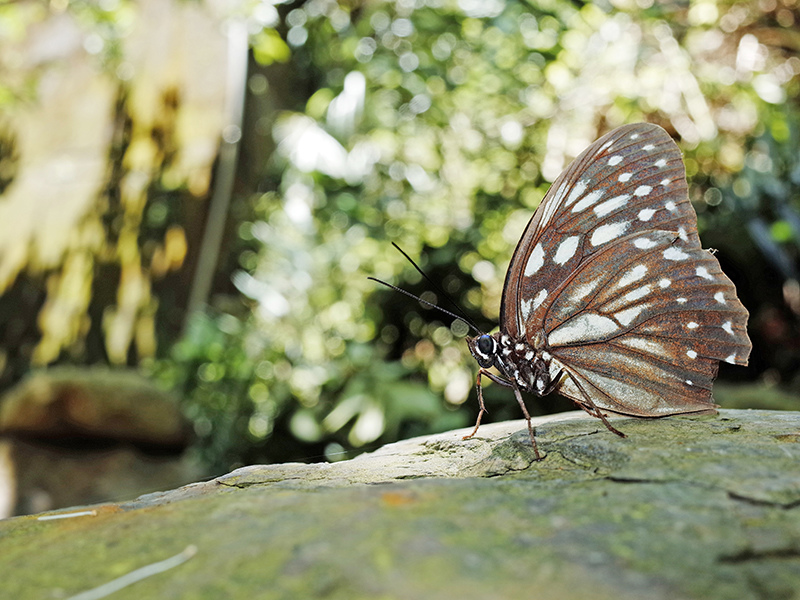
(380, 491, 418, 507)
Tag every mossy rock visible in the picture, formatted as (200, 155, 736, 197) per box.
(1, 409, 799, 599)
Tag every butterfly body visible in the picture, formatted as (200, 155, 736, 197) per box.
(469, 332, 554, 395)
(465, 123, 752, 458)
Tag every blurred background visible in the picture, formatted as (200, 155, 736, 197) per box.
(0, 0, 798, 516)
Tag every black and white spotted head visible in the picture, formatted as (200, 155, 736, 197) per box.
(467, 333, 499, 370)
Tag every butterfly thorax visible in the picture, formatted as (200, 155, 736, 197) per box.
(468, 332, 554, 397)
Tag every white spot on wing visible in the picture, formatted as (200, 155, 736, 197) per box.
(665, 201, 677, 212)
(524, 243, 545, 276)
(553, 236, 580, 265)
(618, 264, 648, 287)
(677, 297, 687, 304)
(714, 292, 726, 304)
(532, 288, 548, 311)
(687, 321, 699, 329)
(659, 278, 671, 288)
(633, 185, 652, 197)
(678, 227, 689, 242)
(642, 144, 655, 151)
(633, 237, 657, 249)
(569, 280, 600, 303)
(615, 305, 645, 326)
(625, 285, 652, 303)
(538, 179, 574, 231)
(638, 208, 656, 221)
(548, 313, 619, 346)
(722, 321, 734, 335)
(664, 247, 689, 261)
(594, 194, 630, 218)
(618, 173, 632, 182)
(687, 350, 697, 359)
(565, 179, 588, 207)
(696, 266, 712, 280)
(590, 221, 630, 246)
(686, 379, 693, 386)
(725, 354, 736, 364)
(608, 155, 623, 166)
(619, 336, 665, 355)
(572, 189, 605, 213)
(654, 158, 667, 168)
(520, 298, 532, 320)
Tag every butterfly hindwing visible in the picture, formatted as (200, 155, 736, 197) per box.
(541, 229, 749, 415)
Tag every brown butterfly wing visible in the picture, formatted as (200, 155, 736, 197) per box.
(499, 123, 750, 416)
(543, 229, 750, 415)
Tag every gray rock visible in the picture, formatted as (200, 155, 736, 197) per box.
(0, 367, 197, 517)
(1, 409, 799, 600)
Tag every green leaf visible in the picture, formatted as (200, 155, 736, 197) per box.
(253, 30, 290, 65)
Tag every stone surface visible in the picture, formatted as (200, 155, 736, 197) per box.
(1, 409, 799, 599)
(0, 367, 198, 517)
(0, 367, 191, 446)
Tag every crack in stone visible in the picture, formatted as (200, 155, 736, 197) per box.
(216, 476, 307, 489)
(544, 429, 606, 444)
(602, 476, 738, 501)
(550, 452, 583, 469)
(718, 546, 800, 563)
(598, 479, 800, 511)
(480, 461, 539, 478)
(727, 491, 800, 509)
(605, 476, 675, 484)
(216, 480, 250, 489)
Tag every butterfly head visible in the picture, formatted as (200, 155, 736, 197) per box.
(468, 334, 500, 369)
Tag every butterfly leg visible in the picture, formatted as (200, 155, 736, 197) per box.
(511, 385, 541, 460)
(585, 403, 626, 438)
(463, 369, 512, 441)
(542, 367, 564, 396)
(462, 370, 489, 441)
(463, 369, 542, 460)
(568, 374, 627, 438)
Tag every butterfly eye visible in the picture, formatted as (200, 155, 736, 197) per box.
(475, 335, 496, 367)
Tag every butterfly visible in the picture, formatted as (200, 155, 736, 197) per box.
(464, 123, 752, 459)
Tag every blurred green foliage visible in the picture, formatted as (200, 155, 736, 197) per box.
(144, 0, 800, 472)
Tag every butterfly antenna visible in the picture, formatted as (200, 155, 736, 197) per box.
(369, 242, 485, 335)
(367, 277, 484, 336)
(390, 243, 483, 327)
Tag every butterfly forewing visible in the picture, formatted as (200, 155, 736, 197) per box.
(498, 122, 751, 420)
(501, 123, 702, 338)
